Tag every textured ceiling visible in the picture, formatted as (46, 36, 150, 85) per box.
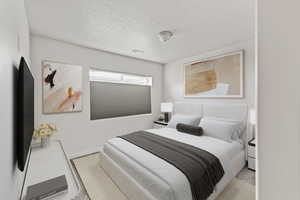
(26, 0, 254, 63)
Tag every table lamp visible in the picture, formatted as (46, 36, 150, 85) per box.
(249, 109, 256, 125)
(161, 102, 173, 123)
(249, 108, 256, 138)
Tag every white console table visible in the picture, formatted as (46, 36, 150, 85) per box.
(21, 140, 87, 200)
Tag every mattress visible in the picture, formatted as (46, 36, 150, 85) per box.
(103, 128, 245, 200)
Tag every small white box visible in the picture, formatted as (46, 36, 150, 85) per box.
(248, 145, 256, 158)
(248, 157, 256, 171)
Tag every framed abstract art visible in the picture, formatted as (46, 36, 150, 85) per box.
(42, 61, 83, 114)
(184, 50, 244, 98)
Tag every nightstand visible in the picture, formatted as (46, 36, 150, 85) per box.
(248, 138, 256, 171)
(153, 120, 168, 129)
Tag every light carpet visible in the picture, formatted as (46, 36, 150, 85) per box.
(71, 153, 255, 200)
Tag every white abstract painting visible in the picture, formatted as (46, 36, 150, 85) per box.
(184, 51, 243, 98)
(42, 61, 83, 113)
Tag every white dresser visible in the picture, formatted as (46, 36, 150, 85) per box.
(21, 140, 87, 200)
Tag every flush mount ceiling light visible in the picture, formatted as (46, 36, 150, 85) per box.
(158, 30, 173, 42)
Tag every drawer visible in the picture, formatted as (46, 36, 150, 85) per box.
(248, 145, 256, 158)
(248, 157, 256, 171)
(153, 124, 165, 129)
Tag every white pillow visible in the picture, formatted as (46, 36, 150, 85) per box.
(205, 117, 245, 139)
(199, 117, 245, 143)
(167, 114, 201, 129)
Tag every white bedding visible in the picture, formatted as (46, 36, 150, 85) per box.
(103, 128, 245, 200)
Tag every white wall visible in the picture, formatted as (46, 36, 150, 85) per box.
(0, 0, 31, 199)
(30, 35, 163, 156)
(257, 1, 300, 199)
(163, 40, 255, 106)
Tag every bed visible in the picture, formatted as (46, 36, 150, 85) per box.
(99, 103, 250, 200)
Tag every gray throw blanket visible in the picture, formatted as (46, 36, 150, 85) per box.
(119, 131, 224, 200)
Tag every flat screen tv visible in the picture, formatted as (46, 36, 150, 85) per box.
(17, 57, 34, 172)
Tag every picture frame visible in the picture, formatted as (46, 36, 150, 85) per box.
(42, 60, 83, 114)
(184, 50, 244, 98)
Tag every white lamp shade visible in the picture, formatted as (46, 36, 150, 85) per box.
(249, 109, 256, 124)
(161, 102, 173, 113)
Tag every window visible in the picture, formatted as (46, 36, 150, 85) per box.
(89, 69, 152, 120)
(89, 69, 152, 86)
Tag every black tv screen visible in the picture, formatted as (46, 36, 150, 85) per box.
(17, 57, 34, 171)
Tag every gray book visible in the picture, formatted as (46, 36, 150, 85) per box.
(26, 175, 68, 200)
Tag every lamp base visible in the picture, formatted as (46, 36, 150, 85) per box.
(164, 113, 169, 123)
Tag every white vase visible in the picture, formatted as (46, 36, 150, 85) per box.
(41, 137, 50, 147)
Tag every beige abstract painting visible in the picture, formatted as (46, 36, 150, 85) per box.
(184, 51, 243, 98)
(42, 61, 83, 113)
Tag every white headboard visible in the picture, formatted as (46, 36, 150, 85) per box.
(173, 102, 204, 116)
(173, 102, 251, 147)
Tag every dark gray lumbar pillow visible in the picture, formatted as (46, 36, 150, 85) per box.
(176, 123, 203, 136)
